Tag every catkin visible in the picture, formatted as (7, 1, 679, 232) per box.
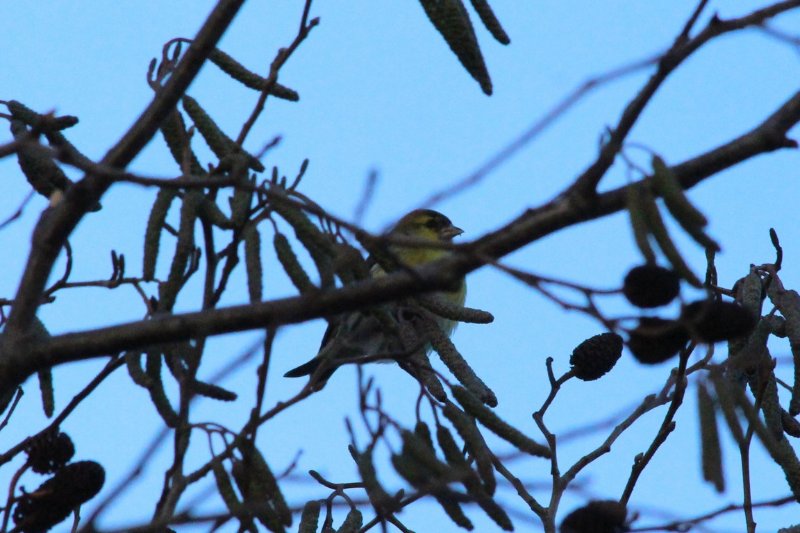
(452, 386, 550, 458)
(419, 0, 492, 95)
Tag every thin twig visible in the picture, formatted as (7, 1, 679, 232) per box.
(0, 356, 124, 468)
(4, 0, 248, 339)
(0, 387, 23, 433)
(632, 494, 795, 532)
(619, 347, 692, 505)
(235, 0, 318, 145)
(0, 191, 35, 231)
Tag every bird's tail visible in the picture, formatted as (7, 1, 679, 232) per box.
(284, 358, 321, 378)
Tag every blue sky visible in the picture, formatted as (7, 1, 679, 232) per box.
(2, 2, 800, 532)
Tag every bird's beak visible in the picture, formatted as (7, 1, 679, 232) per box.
(441, 225, 464, 240)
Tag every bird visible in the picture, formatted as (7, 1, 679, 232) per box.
(283, 209, 466, 387)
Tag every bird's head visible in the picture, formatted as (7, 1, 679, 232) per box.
(390, 209, 464, 243)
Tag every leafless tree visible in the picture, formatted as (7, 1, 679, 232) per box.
(2, 1, 800, 532)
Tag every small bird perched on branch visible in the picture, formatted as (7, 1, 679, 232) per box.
(284, 209, 466, 387)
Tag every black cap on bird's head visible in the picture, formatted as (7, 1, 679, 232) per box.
(391, 209, 464, 242)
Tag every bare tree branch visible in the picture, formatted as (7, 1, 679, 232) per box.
(0, 85, 795, 393)
(569, 0, 800, 196)
(2, 0, 247, 339)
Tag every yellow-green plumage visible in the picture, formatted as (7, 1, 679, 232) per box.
(284, 209, 466, 386)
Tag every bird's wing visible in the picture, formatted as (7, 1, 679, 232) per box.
(317, 318, 339, 352)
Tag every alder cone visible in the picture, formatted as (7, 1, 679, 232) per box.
(560, 499, 628, 533)
(25, 430, 74, 474)
(623, 264, 681, 308)
(628, 317, 689, 364)
(570, 332, 623, 381)
(682, 299, 757, 342)
(14, 461, 105, 533)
